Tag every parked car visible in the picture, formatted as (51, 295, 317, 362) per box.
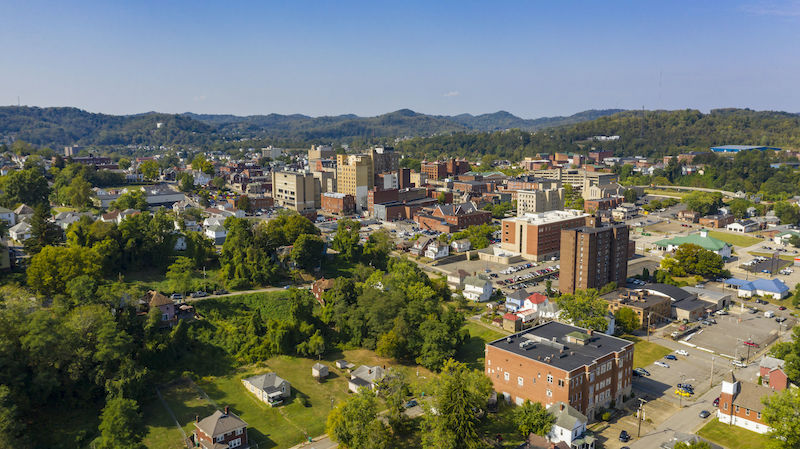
(170, 293, 183, 300)
(713, 397, 720, 407)
(779, 306, 787, 310)
(732, 360, 748, 368)
(699, 410, 711, 419)
(634, 368, 650, 376)
(675, 349, 689, 356)
(654, 361, 670, 368)
(664, 355, 677, 361)
(404, 399, 418, 409)
(619, 430, 630, 442)
(191, 291, 207, 298)
(675, 389, 692, 398)
(776, 316, 787, 323)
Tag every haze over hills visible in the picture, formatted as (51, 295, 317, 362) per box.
(0, 106, 622, 148)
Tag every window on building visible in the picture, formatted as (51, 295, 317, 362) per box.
(745, 409, 750, 416)
(757, 412, 761, 419)
(518, 376, 524, 386)
(547, 374, 553, 383)
(235, 429, 243, 436)
(558, 379, 564, 387)
(504, 372, 509, 381)
(735, 406, 740, 413)
(216, 436, 225, 443)
(723, 403, 728, 410)
(229, 438, 242, 448)
(546, 389, 552, 397)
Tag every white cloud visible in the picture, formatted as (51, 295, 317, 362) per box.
(443, 91, 460, 97)
(741, 0, 800, 17)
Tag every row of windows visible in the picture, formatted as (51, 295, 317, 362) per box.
(723, 403, 762, 419)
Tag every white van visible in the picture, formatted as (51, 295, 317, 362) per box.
(765, 311, 775, 318)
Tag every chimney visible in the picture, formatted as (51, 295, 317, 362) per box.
(224, 406, 229, 415)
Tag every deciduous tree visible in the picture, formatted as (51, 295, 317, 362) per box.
(97, 395, 146, 449)
(513, 400, 555, 440)
(555, 288, 609, 332)
(762, 386, 800, 449)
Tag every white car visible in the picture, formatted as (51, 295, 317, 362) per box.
(731, 360, 748, 368)
(654, 361, 670, 368)
(675, 349, 689, 356)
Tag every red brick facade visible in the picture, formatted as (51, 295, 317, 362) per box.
(321, 193, 355, 215)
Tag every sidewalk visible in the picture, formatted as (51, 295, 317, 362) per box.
(287, 434, 337, 449)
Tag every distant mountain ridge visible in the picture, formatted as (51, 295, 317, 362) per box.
(0, 106, 623, 147)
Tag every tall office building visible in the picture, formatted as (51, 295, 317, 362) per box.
(336, 154, 374, 210)
(369, 147, 399, 180)
(516, 188, 565, 215)
(272, 171, 321, 215)
(559, 216, 629, 294)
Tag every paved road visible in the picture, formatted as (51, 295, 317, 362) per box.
(287, 434, 337, 449)
(628, 386, 718, 449)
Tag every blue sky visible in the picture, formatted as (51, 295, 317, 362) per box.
(1, 1, 799, 117)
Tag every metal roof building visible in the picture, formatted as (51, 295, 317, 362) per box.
(710, 145, 782, 153)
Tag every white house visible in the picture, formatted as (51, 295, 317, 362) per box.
(726, 220, 759, 233)
(242, 373, 291, 406)
(190, 170, 212, 186)
(546, 402, 594, 449)
(205, 225, 227, 244)
(173, 233, 187, 251)
(424, 240, 450, 260)
(0, 207, 16, 226)
(447, 269, 470, 290)
(774, 230, 800, 245)
(462, 275, 493, 302)
(348, 365, 385, 393)
(451, 238, 471, 253)
(8, 222, 31, 242)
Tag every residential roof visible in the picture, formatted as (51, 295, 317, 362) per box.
(351, 365, 384, 384)
(505, 290, 528, 302)
(654, 233, 730, 252)
(463, 275, 491, 287)
(672, 297, 710, 312)
(760, 356, 785, 371)
(503, 312, 520, 321)
(487, 321, 632, 372)
(147, 291, 173, 308)
(548, 401, 587, 430)
(0, 207, 13, 214)
(243, 373, 287, 394)
(526, 293, 548, 304)
(639, 284, 694, 302)
(312, 363, 327, 371)
(732, 381, 775, 413)
(195, 410, 247, 438)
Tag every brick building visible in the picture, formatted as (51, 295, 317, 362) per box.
(193, 407, 248, 449)
(321, 192, 356, 215)
(601, 289, 672, 330)
(698, 214, 735, 228)
(501, 210, 589, 261)
(414, 202, 492, 233)
(717, 372, 775, 434)
(559, 216, 629, 294)
(485, 321, 633, 421)
(421, 161, 448, 180)
(584, 197, 623, 213)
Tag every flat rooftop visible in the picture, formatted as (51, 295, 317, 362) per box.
(503, 210, 588, 225)
(487, 321, 632, 372)
(602, 289, 670, 309)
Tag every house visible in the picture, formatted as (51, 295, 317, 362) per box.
(698, 214, 735, 228)
(0, 207, 16, 226)
(348, 365, 385, 393)
(523, 293, 549, 312)
(424, 240, 450, 260)
(205, 225, 227, 244)
(678, 210, 700, 223)
(505, 290, 529, 312)
(726, 220, 759, 233)
(312, 363, 329, 380)
(242, 373, 291, 406)
(759, 356, 789, 391)
(193, 407, 248, 449)
(538, 301, 561, 320)
(451, 238, 471, 253)
(723, 277, 790, 300)
(654, 229, 732, 259)
(410, 236, 433, 256)
(546, 401, 595, 449)
(717, 372, 774, 434)
(8, 222, 31, 242)
(312, 278, 336, 305)
(146, 290, 176, 326)
(14, 204, 34, 219)
(447, 269, 470, 290)
(463, 275, 493, 302)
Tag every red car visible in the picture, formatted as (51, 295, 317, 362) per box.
(713, 397, 720, 407)
(744, 341, 760, 348)
(779, 306, 787, 310)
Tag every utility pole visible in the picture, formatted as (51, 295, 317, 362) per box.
(710, 356, 715, 389)
(647, 313, 652, 341)
(637, 398, 648, 437)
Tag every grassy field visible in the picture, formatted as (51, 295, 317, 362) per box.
(697, 418, 772, 449)
(623, 335, 673, 368)
(457, 321, 507, 370)
(644, 188, 689, 199)
(144, 349, 437, 449)
(707, 230, 763, 247)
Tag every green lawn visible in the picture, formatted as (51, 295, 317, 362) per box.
(708, 230, 763, 247)
(145, 349, 437, 449)
(623, 335, 673, 368)
(697, 418, 772, 449)
(457, 321, 507, 370)
(644, 188, 689, 199)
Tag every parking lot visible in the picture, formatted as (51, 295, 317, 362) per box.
(741, 254, 792, 274)
(435, 255, 560, 294)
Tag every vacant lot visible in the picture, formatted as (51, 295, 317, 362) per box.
(624, 335, 673, 369)
(458, 321, 507, 369)
(145, 349, 437, 449)
(697, 418, 772, 449)
(707, 230, 762, 248)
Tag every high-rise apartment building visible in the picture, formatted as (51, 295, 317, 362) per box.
(336, 154, 374, 210)
(559, 216, 629, 294)
(272, 171, 320, 215)
(369, 147, 399, 180)
(501, 210, 588, 261)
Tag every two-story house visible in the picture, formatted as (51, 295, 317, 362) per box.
(193, 407, 248, 449)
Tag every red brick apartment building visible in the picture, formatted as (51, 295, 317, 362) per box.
(501, 210, 588, 261)
(485, 321, 633, 421)
(421, 158, 470, 180)
(559, 216, 629, 294)
(414, 202, 492, 233)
